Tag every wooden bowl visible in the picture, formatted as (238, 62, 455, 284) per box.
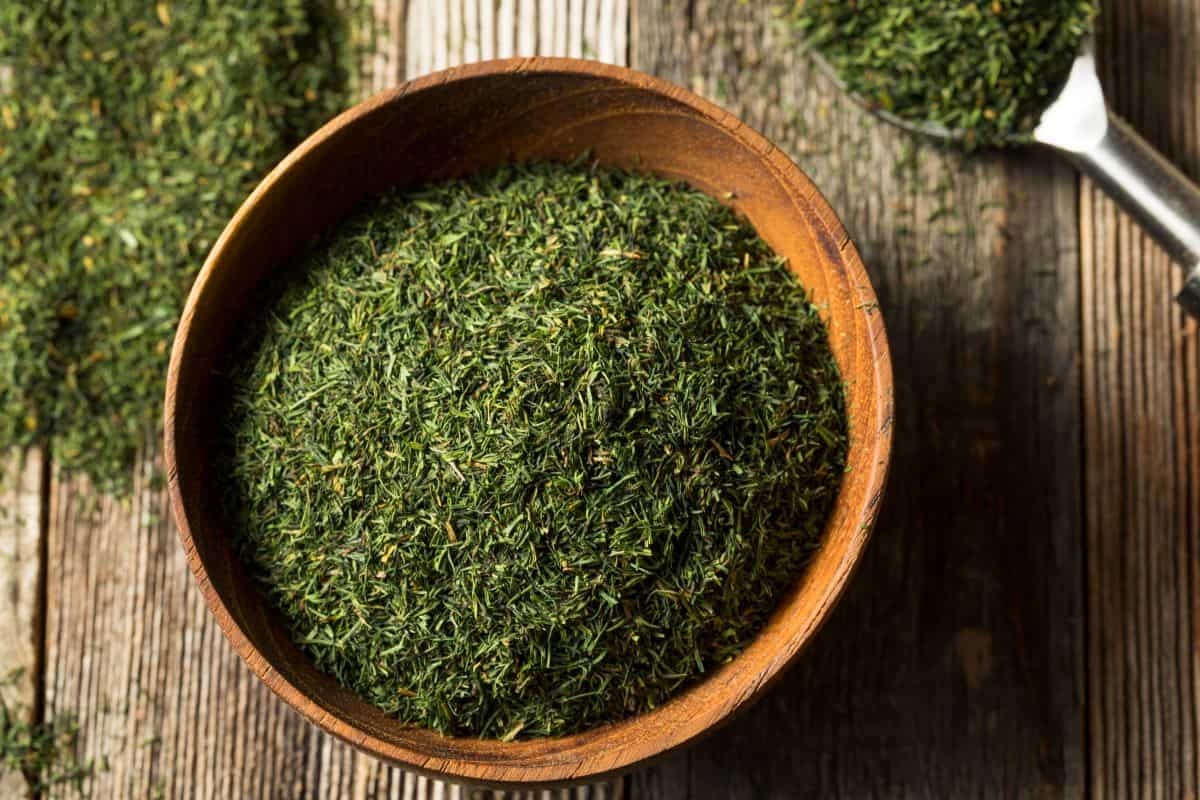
(164, 58, 893, 787)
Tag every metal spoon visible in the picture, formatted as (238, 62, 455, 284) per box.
(812, 41, 1200, 317)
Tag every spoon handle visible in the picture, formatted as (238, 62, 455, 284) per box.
(1034, 46, 1200, 317)
(1063, 114, 1200, 315)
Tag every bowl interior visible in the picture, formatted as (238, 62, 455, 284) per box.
(166, 59, 892, 786)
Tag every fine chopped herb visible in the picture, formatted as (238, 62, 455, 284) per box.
(789, 0, 1096, 148)
(0, 0, 358, 493)
(0, 674, 94, 795)
(220, 162, 849, 739)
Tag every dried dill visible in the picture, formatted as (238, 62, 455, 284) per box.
(220, 163, 849, 739)
(0, 0, 357, 493)
(0, 674, 94, 795)
(789, 0, 1096, 148)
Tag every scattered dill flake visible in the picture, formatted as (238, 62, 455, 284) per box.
(0, 0, 357, 493)
(789, 0, 1096, 148)
(220, 163, 849, 739)
(0, 680, 93, 794)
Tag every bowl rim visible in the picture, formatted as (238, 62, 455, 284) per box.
(164, 56, 894, 787)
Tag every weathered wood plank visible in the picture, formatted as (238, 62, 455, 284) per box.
(0, 450, 44, 798)
(39, 2, 631, 799)
(1083, 1, 1200, 797)
(38, 0, 408, 794)
(408, 0, 627, 68)
(28, 0, 1200, 797)
(43, 453, 320, 799)
(630, 2, 1085, 796)
(368, 0, 407, 95)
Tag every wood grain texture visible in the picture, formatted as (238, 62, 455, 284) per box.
(0, 450, 44, 799)
(44, 455, 319, 799)
(25, 0, 1200, 795)
(1083, 1, 1200, 797)
(406, 0, 627, 74)
(630, 2, 1086, 797)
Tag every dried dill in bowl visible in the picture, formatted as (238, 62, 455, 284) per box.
(218, 162, 849, 739)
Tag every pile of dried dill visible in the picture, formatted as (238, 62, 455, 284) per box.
(220, 162, 849, 739)
(0, 0, 355, 492)
(789, 0, 1096, 148)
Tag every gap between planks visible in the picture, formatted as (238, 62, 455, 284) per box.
(0, 450, 45, 799)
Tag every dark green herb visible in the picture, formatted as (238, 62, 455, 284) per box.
(0, 674, 94, 795)
(220, 162, 849, 739)
(789, 0, 1096, 148)
(0, 0, 358, 493)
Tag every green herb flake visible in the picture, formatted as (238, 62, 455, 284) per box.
(0, 0, 358, 493)
(0, 673, 95, 795)
(220, 162, 850, 739)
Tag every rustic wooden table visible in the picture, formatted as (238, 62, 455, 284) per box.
(2, 1, 1197, 797)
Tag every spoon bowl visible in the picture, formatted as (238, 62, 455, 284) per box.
(807, 48, 964, 143)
